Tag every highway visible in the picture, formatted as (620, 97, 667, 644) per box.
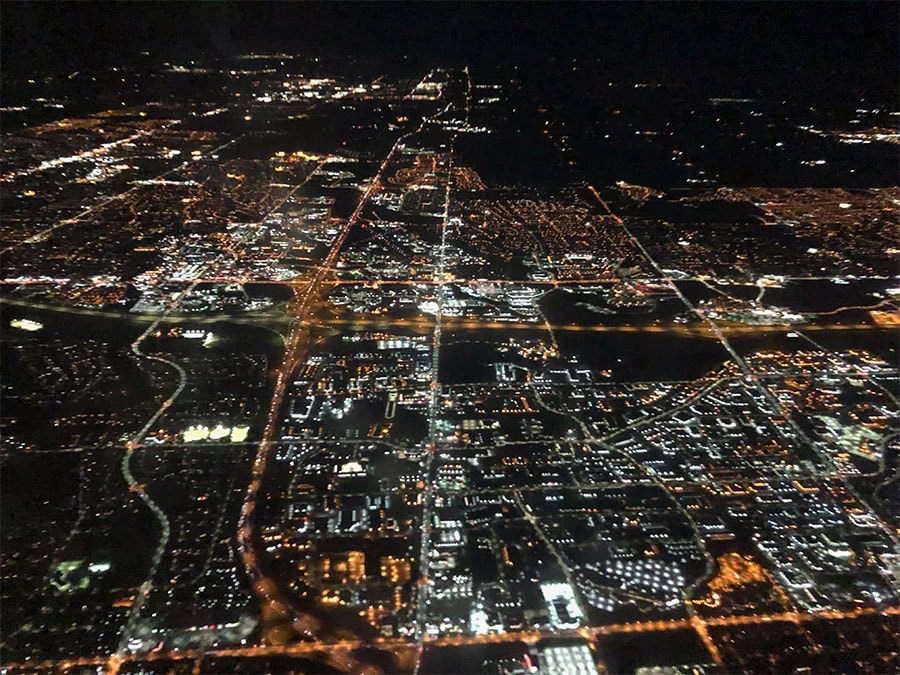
(410, 68, 474, 671)
(312, 314, 882, 335)
(0, 295, 885, 336)
(7, 273, 895, 286)
(413, 112, 462, 670)
(9, 605, 898, 674)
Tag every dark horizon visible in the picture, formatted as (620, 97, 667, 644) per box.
(3, 1, 898, 97)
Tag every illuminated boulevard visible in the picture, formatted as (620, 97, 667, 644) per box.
(10, 606, 891, 675)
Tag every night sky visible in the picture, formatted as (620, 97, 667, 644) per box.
(2, 1, 897, 97)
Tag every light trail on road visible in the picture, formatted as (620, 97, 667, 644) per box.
(312, 315, 880, 335)
(411, 67, 474, 673)
(9, 605, 897, 674)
